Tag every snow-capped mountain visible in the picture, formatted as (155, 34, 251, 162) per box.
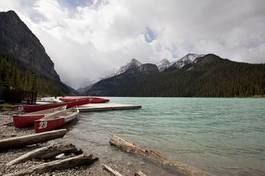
(170, 53, 205, 69)
(84, 53, 265, 97)
(115, 58, 142, 75)
(157, 53, 205, 72)
(108, 54, 205, 78)
(157, 59, 171, 72)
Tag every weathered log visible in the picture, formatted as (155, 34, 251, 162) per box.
(135, 170, 147, 176)
(103, 164, 124, 176)
(6, 143, 82, 166)
(110, 135, 210, 176)
(4, 154, 98, 176)
(0, 129, 67, 150)
(36, 143, 82, 159)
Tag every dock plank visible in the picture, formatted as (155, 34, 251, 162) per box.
(78, 103, 141, 112)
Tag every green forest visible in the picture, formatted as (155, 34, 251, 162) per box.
(87, 56, 265, 97)
(135, 62, 265, 97)
(0, 55, 67, 96)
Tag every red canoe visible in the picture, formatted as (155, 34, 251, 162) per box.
(19, 102, 67, 113)
(13, 106, 66, 128)
(65, 98, 106, 108)
(60, 96, 109, 103)
(20, 97, 103, 113)
(34, 108, 79, 133)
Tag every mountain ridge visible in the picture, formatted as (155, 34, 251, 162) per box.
(83, 54, 265, 97)
(0, 10, 60, 81)
(0, 10, 76, 96)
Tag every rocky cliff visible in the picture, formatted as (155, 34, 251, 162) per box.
(0, 10, 60, 81)
(0, 10, 76, 95)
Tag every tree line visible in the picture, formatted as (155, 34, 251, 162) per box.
(0, 55, 66, 96)
(87, 59, 265, 97)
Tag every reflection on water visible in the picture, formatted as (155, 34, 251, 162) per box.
(65, 97, 265, 176)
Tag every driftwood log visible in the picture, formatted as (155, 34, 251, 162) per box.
(6, 143, 82, 166)
(4, 154, 98, 176)
(0, 129, 67, 150)
(110, 135, 210, 176)
(103, 164, 124, 176)
(135, 170, 147, 176)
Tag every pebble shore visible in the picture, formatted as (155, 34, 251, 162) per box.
(0, 110, 178, 176)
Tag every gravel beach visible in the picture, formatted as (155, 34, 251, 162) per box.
(0, 110, 179, 176)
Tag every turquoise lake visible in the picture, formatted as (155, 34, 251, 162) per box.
(67, 97, 265, 176)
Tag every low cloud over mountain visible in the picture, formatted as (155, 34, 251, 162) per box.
(1, 0, 265, 88)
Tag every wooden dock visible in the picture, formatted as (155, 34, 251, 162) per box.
(78, 103, 142, 112)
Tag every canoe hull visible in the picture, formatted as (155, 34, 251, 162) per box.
(21, 100, 90, 113)
(34, 109, 79, 133)
(21, 103, 67, 113)
(13, 114, 44, 128)
(60, 97, 109, 103)
(13, 106, 67, 128)
(34, 118, 65, 133)
(65, 98, 95, 108)
(21, 97, 108, 113)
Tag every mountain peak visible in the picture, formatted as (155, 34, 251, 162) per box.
(157, 58, 171, 71)
(129, 58, 142, 66)
(180, 53, 205, 62)
(0, 10, 17, 16)
(195, 53, 226, 65)
(115, 58, 142, 75)
(0, 10, 76, 95)
(169, 53, 205, 69)
(140, 63, 159, 74)
(159, 59, 170, 65)
(84, 54, 265, 97)
(0, 10, 60, 81)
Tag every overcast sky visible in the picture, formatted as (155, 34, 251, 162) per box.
(0, 0, 265, 88)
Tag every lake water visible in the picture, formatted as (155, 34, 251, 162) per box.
(67, 97, 265, 176)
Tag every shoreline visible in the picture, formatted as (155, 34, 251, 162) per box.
(0, 110, 180, 176)
(1, 97, 264, 176)
(87, 96, 265, 99)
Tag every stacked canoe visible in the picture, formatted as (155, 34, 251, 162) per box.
(14, 97, 109, 133)
(21, 97, 109, 112)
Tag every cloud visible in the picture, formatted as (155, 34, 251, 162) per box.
(0, 0, 265, 88)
